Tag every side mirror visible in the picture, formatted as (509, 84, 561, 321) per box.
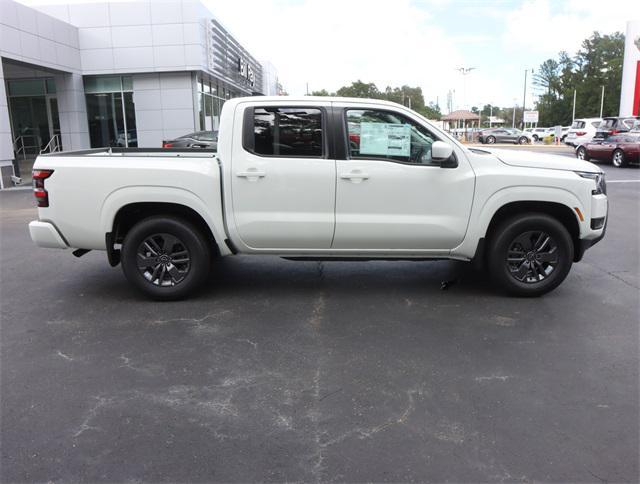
(432, 141, 457, 168)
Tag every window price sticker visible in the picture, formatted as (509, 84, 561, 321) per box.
(360, 123, 411, 157)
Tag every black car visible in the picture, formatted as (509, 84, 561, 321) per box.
(162, 131, 218, 149)
(594, 117, 639, 140)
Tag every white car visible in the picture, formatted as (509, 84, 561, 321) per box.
(531, 127, 554, 142)
(565, 118, 602, 147)
(28, 96, 608, 299)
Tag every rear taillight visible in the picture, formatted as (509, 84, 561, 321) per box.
(610, 129, 618, 135)
(32, 169, 54, 207)
(576, 131, 587, 136)
(162, 141, 173, 148)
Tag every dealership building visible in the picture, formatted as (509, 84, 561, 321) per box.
(0, 0, 280, 188)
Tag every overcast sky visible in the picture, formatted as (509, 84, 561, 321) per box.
(19, 0, 636, 110)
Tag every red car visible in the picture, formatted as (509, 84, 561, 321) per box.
(576, 132, 640, 168)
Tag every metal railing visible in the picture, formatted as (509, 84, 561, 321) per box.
(40, 134, 62, 155)
(13, 135, 41, 160)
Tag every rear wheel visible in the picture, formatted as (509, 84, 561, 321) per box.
(488, 213, 574, 297)
(612, 149, 627, 168)
(518, 136, 528, 145)
(486, 136, 496, 144)
(532, 135, 539, 142)
(576, 146, 589, 161)
(121, 216, 211, 300)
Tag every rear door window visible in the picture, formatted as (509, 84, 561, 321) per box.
(245, 107, 324, 157)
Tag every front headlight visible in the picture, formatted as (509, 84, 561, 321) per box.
(575, 171, 606, 195)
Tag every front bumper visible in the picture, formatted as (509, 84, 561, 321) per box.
(575, 194, 608, 261)
(29, 221, 68, 249)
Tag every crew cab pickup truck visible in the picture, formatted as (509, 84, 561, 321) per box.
(29, 97, 608, 300)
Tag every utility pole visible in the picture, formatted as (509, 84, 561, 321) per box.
(599, 85, 605, 118)
(572, 89, 576, 122)
(512, 102, 516, 128)
(306, 82, 309, 95)
(489, 105, 493, 128)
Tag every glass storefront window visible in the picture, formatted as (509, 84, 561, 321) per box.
(84, 76, 133, 94)
(8, 79, 46, 97)
(45, 79, 56, 94)
(84, 76, 136, 147)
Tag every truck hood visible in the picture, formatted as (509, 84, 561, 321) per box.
(482, 148, 601, 173)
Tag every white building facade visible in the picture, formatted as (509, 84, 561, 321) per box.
(0, 0, 276, 188)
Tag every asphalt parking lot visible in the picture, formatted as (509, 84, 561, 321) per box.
(1, 150, 638, 482)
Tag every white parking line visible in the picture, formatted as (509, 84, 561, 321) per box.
(607, 180, 640, 183)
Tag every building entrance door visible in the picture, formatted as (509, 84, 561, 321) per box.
(7, 79, 61, 156)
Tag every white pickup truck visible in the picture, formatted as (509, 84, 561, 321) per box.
(29, 97, 608, 300)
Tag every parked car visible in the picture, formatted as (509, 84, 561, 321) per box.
(564, 118, 602, 147)
(593, 116, 640, 140)
(29, 96, 607, 299)
(479, 128, 531, 144)
(162, 130, 218, 149)
(531, 127, 553, 142)
(576, 132, 640, 167)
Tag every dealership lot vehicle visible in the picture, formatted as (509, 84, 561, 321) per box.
(594, 116, 640, 139)
(577, 132, 640, 167)
(162, 131, 218, 149)
(29, 97, 607, 300)
(2, 159, 638, 482)
(531, 127, 553, 141)
(479, 128, 532, 144)
(565, 118, 602, 146)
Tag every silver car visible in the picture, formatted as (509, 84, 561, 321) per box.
(479, 128, 531, 144)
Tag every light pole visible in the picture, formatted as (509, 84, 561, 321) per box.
(489, 104, 493, 128)
(599, 85, 605, 118)
(572, 89, 576, 122)
(456, 67, 476, 110)
(522, 68, 533, 128)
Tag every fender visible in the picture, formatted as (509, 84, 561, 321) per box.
(100, 185, 231, 255)
(452, 185, 585, 259)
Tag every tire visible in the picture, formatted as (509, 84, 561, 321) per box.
(486, 136, 496, 144)
(576, 146, 589, 161)
(487, 213, 574, 297)
(612, 149, 627, 168)
(532, 135, 539, 142)
(518, 136, 528, 145)
(121, 216, 211, 300)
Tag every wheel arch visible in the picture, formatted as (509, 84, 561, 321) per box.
(484, 201, 582, 262)
(101, 186, 228, 265)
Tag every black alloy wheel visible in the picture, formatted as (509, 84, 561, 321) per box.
(121, 216, 211, 300)
(136, 233, 191, 287)
(488, 213, 573, 297)
(506, 231, 559, 283)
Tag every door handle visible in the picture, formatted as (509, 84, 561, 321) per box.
(236, 168, 266, 181)
(340, 170, 369, 183)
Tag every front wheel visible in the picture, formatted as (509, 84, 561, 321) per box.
(121, 216, 211, 300)
(612, 149, 627, 168)
(518, 136, 528, 145)
(488, 213, 574, 297)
